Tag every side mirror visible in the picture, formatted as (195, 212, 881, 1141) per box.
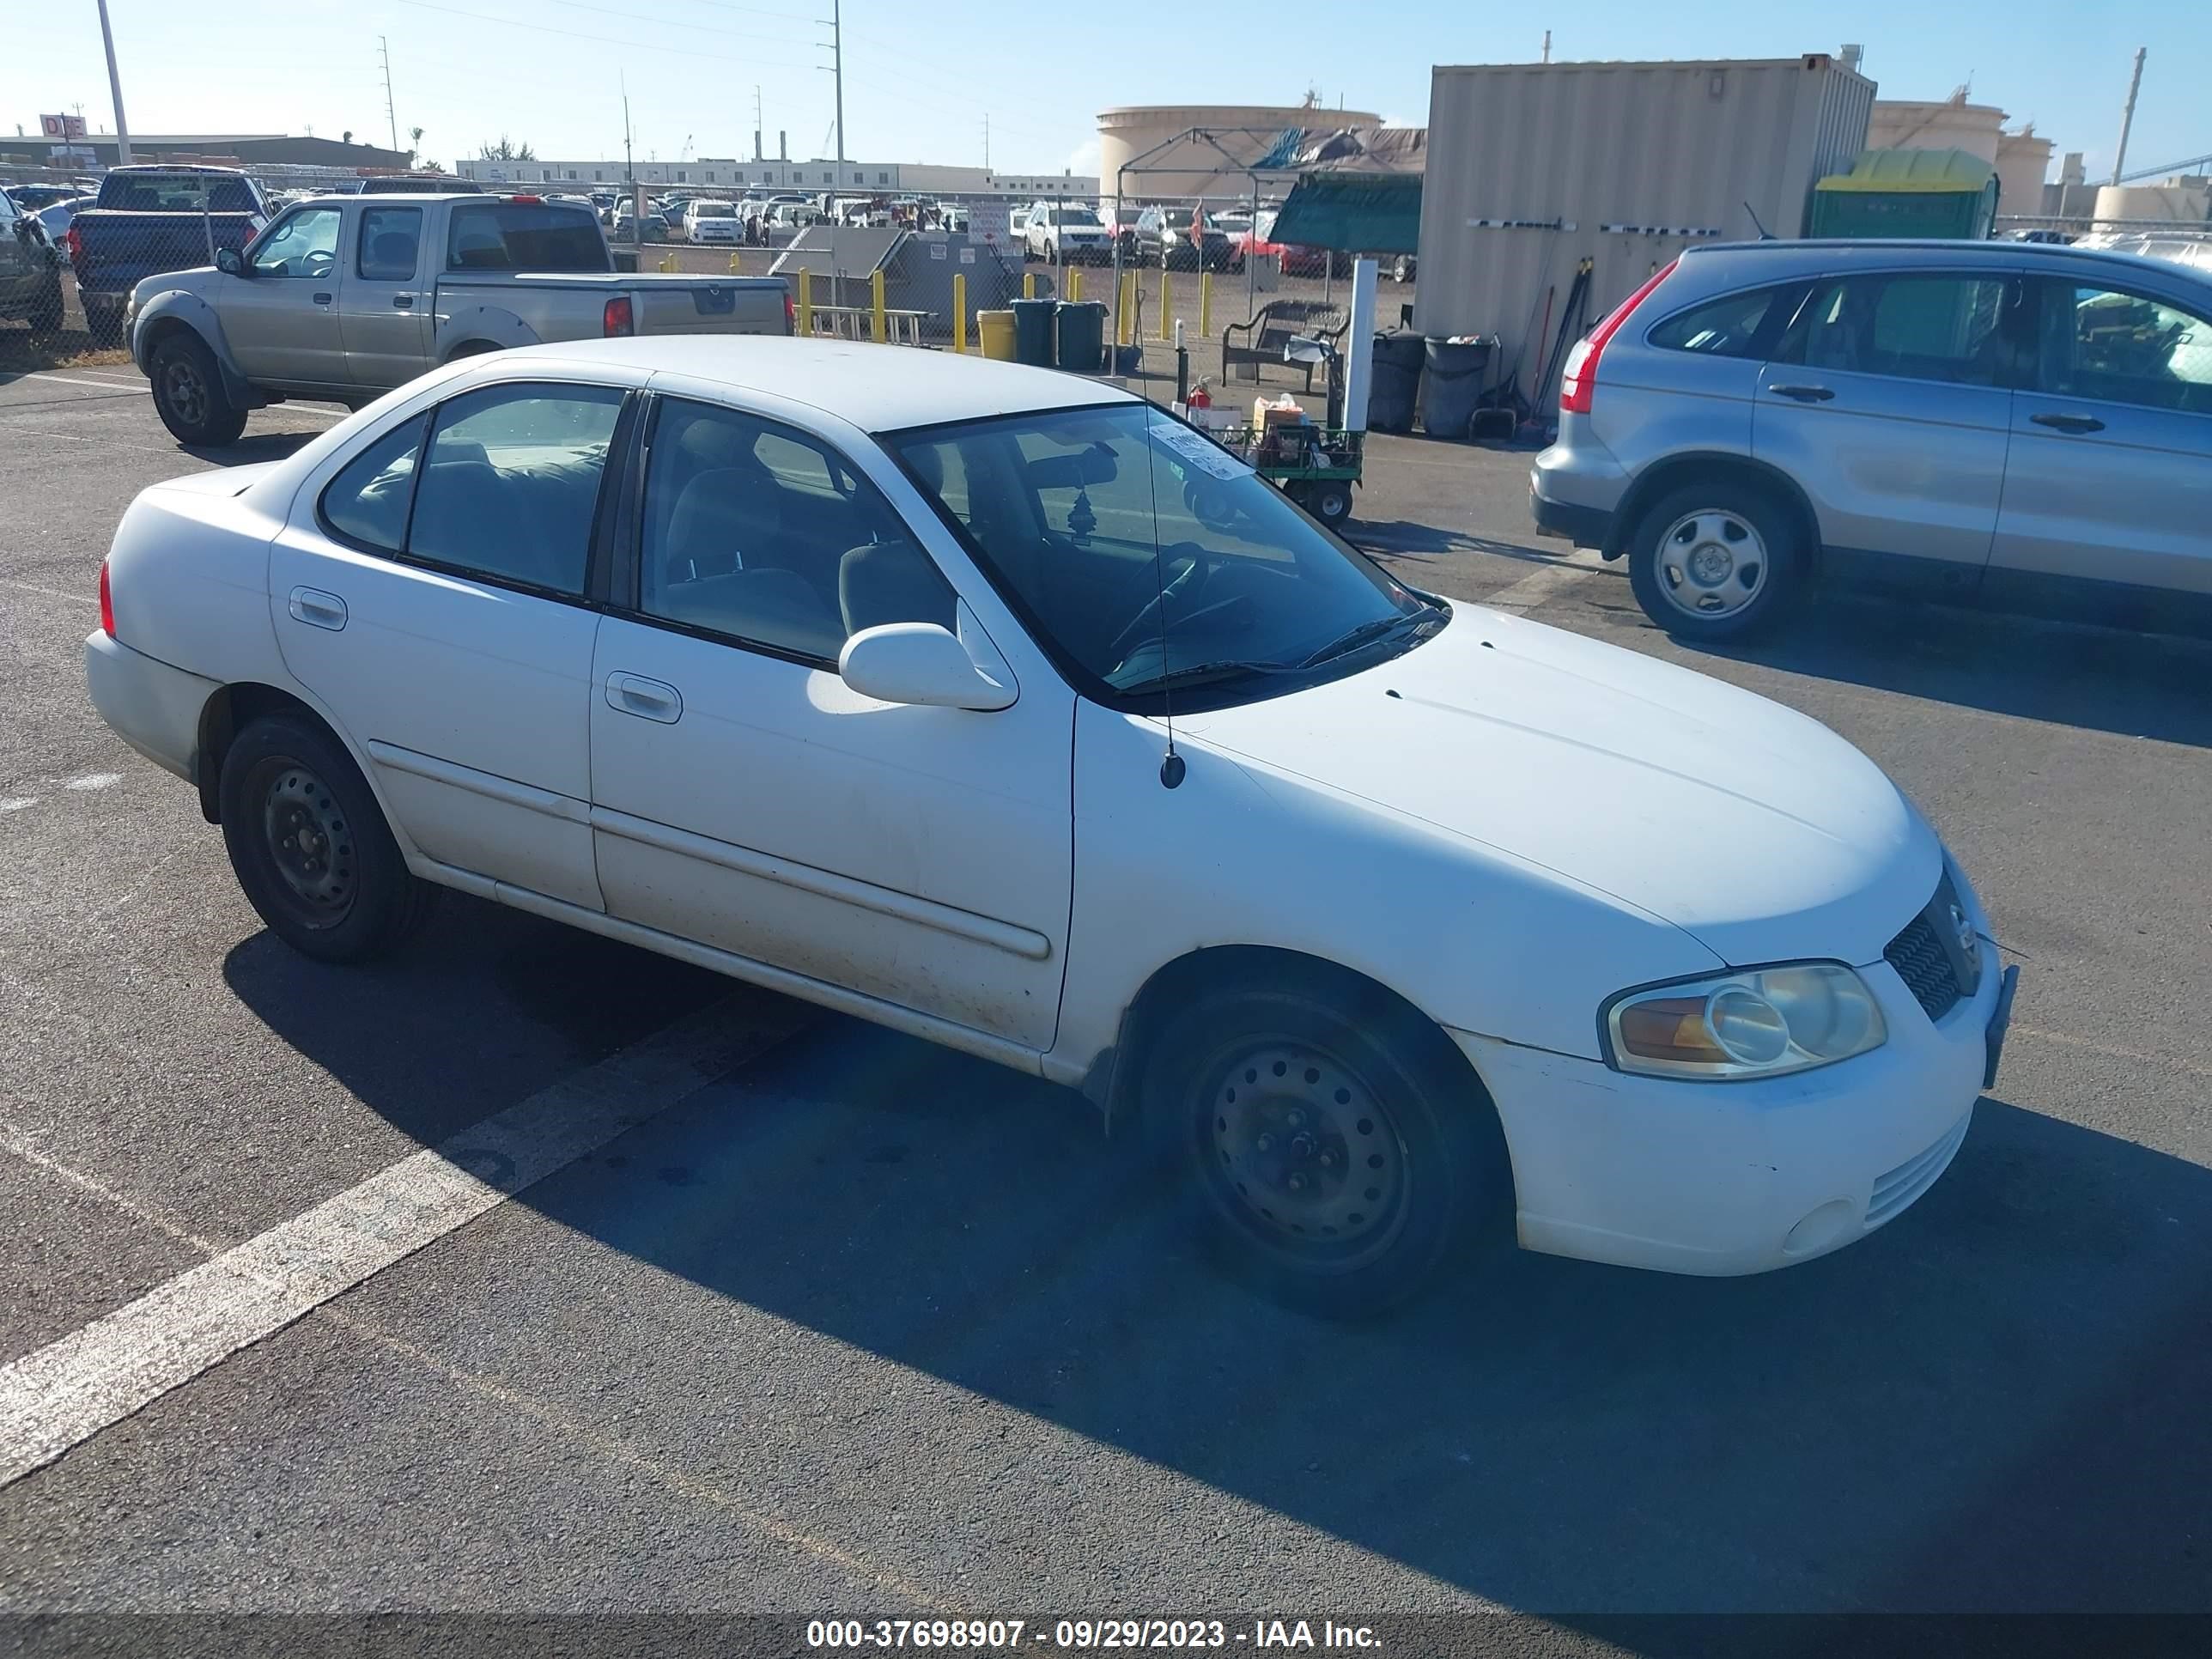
(838, 623, 1015, 712)
(215, 246, 245, 276)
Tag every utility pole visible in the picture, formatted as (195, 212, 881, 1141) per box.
(753, 84, 763, 162)
(818, 0, 844, 173)
(2111, 46, 2148, 185)
(94, 0, 133, 165)
(982, 112, 989, 171)
(380, 36, 399, 157)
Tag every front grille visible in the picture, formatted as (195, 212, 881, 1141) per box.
(1884, 870, 1979, 1024)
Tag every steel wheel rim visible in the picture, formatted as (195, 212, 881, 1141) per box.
(258, 763, 357, 922)
(1195, 1040, 1411, 1268)
(161, 359, 208, 428)
(1655, 507, 1767, 619)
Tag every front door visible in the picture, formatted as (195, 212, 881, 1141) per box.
(1989, 275, 2212, 616)
(221, 204, 349, 389)
(1753, 269, 2023, 594)
(338, 204, 432, 391)
(269, 378, 630, 908)
(587, 395, 1074, 1051)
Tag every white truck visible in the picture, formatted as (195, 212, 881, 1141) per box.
(127, 192, 791, 445)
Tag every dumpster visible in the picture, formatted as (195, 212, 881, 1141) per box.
(1012, 298, 1056, 367)
(1422, 336, 1492, 439)
(975, 309, 1018, 362)
(1054, 301, 1107, 373)
(1367, 329, 1425, 432)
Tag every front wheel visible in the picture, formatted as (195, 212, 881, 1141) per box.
(149, 332, 247, 447)
(1141, 982, 1502, 1316)
(1626, 480, 1804, 643)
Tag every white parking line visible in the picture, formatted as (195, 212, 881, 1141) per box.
(19, 374, 142, 392)
(0, 575, 95, 606)
(0, 993, 803, 1487)
(1476, 548, 1607, 611)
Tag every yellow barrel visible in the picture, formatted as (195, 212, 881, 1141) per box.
(975, 309, 1018, 362)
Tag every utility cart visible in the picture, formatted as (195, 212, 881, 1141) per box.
(1176, 331, 1364, 528)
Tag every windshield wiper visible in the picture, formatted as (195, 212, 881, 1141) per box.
(1297, 606, 1441, 669)
(1120, 658, 1298, 696)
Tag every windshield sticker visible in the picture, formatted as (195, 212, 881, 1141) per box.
(1150, 421, 1252, 481)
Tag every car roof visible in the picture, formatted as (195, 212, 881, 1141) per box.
(1685, 237, 2212, 283)
(494, 336, 1140, 432)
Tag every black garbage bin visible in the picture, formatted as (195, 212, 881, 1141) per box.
(1366, 329, 1425, 432)
(1054, 301, 1107, 373)
(1422, 336, 1493, 439)
(1012, 298, 1057, 368)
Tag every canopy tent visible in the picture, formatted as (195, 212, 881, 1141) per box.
(1269, 171, 1424, 254)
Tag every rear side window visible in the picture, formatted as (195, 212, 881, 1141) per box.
(319, 414, 428, 552)
(2037, 281, 2212, 414)
(445, 203, 611, 272)
(1781, 273, 2020, 386)
(1647, 285, 1795, 359)
(357, 206, 421, 281)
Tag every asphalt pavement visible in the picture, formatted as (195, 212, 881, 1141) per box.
(2, 358, 2209, 1647)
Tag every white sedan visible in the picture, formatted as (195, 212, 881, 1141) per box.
(83, 339, 2014, 1312)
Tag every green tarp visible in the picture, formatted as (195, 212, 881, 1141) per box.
(1269, 172, 1423, 255)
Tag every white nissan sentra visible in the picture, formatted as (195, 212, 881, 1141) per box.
(84, 338, 2017, 1313)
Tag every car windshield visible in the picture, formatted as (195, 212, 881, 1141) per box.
(885, 404, 1442, 709)
(1049, 208, 1100, 227)
(695, 203, 734, 217)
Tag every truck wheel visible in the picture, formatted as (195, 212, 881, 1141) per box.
(1140, 980, 1504, 1317)
(1304, 481, 1353, 529)
(220, 714, 435, 963)
(149, 333, 248, 447)
(1626, 479, 1804, 643)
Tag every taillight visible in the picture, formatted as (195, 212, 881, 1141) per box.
(784, 293, 796, 334)
(602, 295, 634, 337)
(1559, 258, 1678, 416)
(510, 193, 543, 204)
(64, 223, 82, 263)
(98, 558, 115, 639)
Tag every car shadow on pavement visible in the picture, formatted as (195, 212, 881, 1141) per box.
(1692, 593, 2212, 750)
(229, 958, 2212, 1621)
(183, 431, 323, 466)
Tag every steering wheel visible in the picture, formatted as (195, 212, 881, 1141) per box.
(1109, 595, 1256, 684)
(301, 247, 336, 277)
(1103, 541, 1212, 664)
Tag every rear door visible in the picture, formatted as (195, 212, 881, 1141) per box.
(221, 204, 348, 388)
(1753, 267, 2026, 593)
(1989, 274, 2212, 619)
(338, 204, 432, 391)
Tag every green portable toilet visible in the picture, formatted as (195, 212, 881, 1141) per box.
(1808, 148, 2002, 240)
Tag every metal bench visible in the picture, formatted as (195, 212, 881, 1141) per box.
(1221, 300, 1350, 388)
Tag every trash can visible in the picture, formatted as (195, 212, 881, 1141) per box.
(1012, 298, 1056, 368)
(1421, 336, 1493, 439)
(1054, 301, 1107, 373)
(1366, 329, 1425, 433)
(975, 309, 1018, 362)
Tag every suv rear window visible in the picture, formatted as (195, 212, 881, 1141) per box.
(445, 203, 611, 272)
(100, 171, 257, 213)
(1647, 285, 1796, 358)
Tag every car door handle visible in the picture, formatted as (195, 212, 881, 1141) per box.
(2031, 411, 2106, 434)
(392, 294, 415, 309)
(287, 586, 348, 631)
(1768, 383, 1835, 402)
(605, 672, 682, 724)
(313, 291, 332, 305)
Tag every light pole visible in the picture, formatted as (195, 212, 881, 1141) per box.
(95, 0, 133, 166)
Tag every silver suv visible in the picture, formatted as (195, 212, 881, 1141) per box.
(1531, 240, 2212, 641)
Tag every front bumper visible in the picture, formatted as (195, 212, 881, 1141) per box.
(1451, 950, 2005, 1276)
(84, 630, 217, 785)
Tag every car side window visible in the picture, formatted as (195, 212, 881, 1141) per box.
(2036, 281, 2212, 415)
(319, 412, 428, 552)
(251, 207, 341, 278)
(637, 398, 954, 663)
(357, 206, 421, 281)
(404, 383, 625, 595)
(1779, 272, 2020, 386)
(1647, 285, 1796, 359)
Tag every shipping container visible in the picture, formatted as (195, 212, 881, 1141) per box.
(1415, 55, 1875, 379)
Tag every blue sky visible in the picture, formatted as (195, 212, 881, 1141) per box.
(8, 0, 2205, 185)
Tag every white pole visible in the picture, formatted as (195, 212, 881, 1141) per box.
(1343, 258, 1376, 433)
(2111, 46, 2148, 186)
(95, 0, 133, 166)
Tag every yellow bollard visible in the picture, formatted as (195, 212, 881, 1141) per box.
(729, 252, 741, 274)
(1024, 270, 1037, 301)
(1158, 270, 1174, 342)
(794, 268, 811, 337)
(872, 267, 886, 343)
(1117, 269, 1135, 345)
(952, 273, 968, 354)
(1199, 270, 1212, 339)
(1067, 266, 1082, 303)
(659, 253, 677, 273)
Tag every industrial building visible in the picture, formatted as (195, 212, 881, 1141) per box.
(6, 132, 410, 170)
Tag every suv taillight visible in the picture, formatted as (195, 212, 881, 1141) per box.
(602, 296, 634, 337)
(64, 223, 82, 264)
(98, 557, 115, 639)
(1559, 258, 1678, 416)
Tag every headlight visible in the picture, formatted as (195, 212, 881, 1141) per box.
(1603, 963, 1887, 1081)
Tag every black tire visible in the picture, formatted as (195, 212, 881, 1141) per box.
(219, 714, 435, 963)
(1305, 480, 1353, 529)
(1140, 980, 1504, 1316)
(28, 275, 65, 335)
(149, 331, 247, 447)
(1626, 477, 1804, 643)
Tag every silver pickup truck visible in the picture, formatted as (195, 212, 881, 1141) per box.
(127, 192, 790, 445)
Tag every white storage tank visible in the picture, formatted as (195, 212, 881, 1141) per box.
(1868, 95, 2003, 165)
(1996, 127, 2054, 216)
(2094, 181, 2212, 226)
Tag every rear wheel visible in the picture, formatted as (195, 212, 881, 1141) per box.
(1626, 479, 1803, 642)
(1300, 479, 1353, 529)
(219, 714, 435, 963)
(149, 332, 247, 447)
(1141, 981, 1502, 1316)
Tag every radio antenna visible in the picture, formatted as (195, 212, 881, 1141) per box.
(1140, 405, 1184, 788)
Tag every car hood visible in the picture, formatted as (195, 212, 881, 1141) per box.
(1182, 603, 1940, 967)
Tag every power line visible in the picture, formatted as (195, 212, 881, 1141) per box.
(539, 0, 812, 47)
(390, 0, 815, 72)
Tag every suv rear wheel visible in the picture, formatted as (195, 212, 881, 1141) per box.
(1626, 479, 1802, 642)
